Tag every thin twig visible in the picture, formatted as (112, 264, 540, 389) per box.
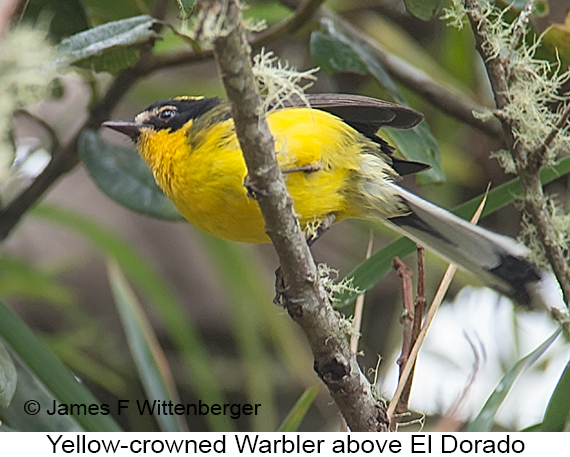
(350, 229, 373, 354)
(390, 257, 415, 431)
(390, 246, 427, 430)
(0, 65, 142, 240)
(387, 189, 489, 426)
(535, 102, 570, 165)
(254, 0, 326, 47)
(507, 0, 536, 57)
(141, 0, 324, 74)
(434, 336, 484, 432)
(413, 247, 427, 349)
(392, 257, 414, 377)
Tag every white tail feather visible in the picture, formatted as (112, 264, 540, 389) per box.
(368, 181, 552, 308)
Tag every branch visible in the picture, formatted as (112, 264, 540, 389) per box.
(142, 0, 324, 74)
(253, 0, 326, 46)
(464, 0, 570, 306)
(203, 0, 388, 432)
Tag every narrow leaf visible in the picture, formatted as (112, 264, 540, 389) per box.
(56, 15, 161, 73)
(0, 256, 75, 306)
(0, 354, 81, 431)
(0, 299, 122, 431)
(541, 357, 570, 431)
(278, 385, 321, 432)
(467, 329, 561, 432)
(177, 0, 197, 19)
(195, 235, 315, 397)
(199, 235, 278, 431)
(79, 129, 184, 221)
(0, 342, 16, 408)
(404, 0, 442, 21)
(107, 260, 187, 432)
(23, 0, 90, 40)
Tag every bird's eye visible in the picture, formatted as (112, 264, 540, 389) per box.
(158, 108, 176, 120)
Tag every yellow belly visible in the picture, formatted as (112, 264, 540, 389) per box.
(141, 108, 364, 243)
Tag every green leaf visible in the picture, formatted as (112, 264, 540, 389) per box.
(336, 237, 415, 308)
(336, 153, 570, 307)
(107, 260, 187, 432)
(404, 0, 442, 20)
(243, 0, 293, 26)
(0, 257, 75, 306)
(310, 20, 445, 184)
(311, 20, 402, 103)
(543, 11, 570, 67)
(0, 354, 82, 431)
(0, 299, 122, 431)
(310, 29, 368, 74)
(80, 0, 153, 21)
(0, 342, 17, 408)
(467, 329, 561, 432)
(383, 123, 445, 184)
(30, 204, 233, 431)
(541, 357, 570, 431)
(56, 15, 161, 73)
(23, 0, 90, 40)
(79, 129, 184, 221)
(176, 0, 197, 20)
(278, 385, 321, 432)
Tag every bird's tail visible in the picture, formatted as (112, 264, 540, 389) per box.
(369, 181, 552, 308)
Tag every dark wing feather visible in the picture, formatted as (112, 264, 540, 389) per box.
(303, 93, 423, 130)
(279, 94, 429, 176)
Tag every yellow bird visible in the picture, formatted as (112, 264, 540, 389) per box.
(103, 94, 546, 307)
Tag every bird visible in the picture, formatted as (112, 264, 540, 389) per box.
(103, 93, 548, 308)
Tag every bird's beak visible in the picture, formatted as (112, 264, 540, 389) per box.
(102, 121, 142, 141)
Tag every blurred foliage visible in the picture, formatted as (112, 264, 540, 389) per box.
(1, 0, 570, 433)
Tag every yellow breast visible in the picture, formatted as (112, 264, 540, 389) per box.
(137, 108, 364, 243)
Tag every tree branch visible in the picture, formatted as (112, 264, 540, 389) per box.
(142, 0, 324, 74)
(253, 0, 326, 47)
(203, 0, 388, 432)
(464, 0, 570, 306)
